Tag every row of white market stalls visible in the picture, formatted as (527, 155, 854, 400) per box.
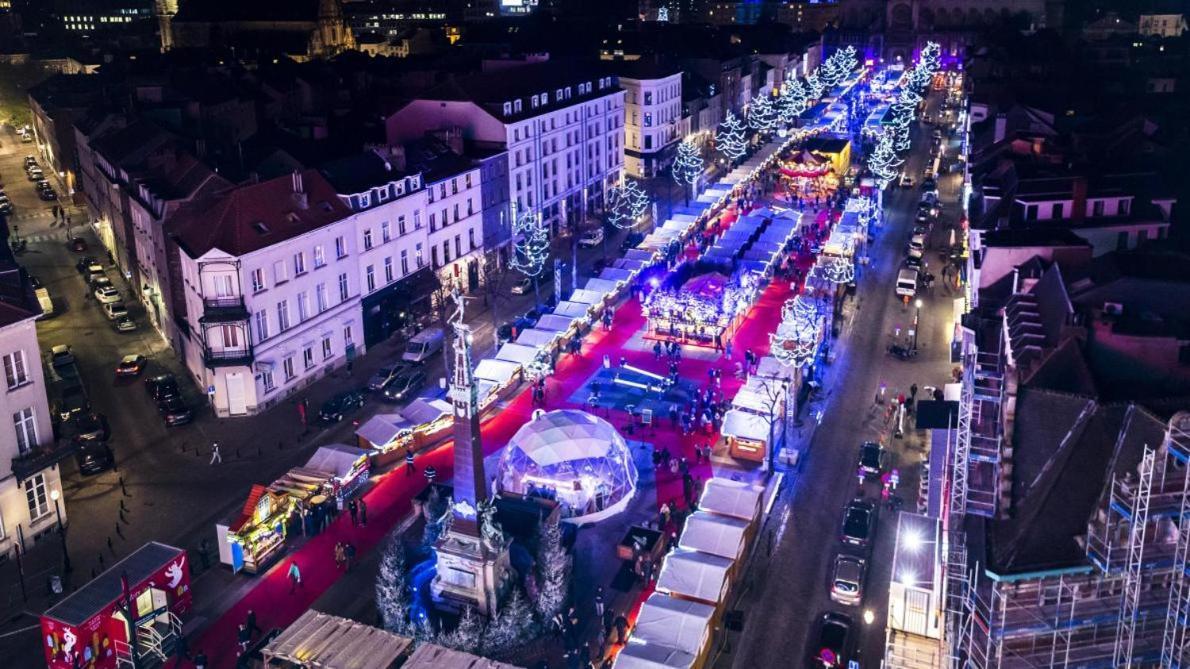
(615, 478, 767, 669)
(720, 355, 799, 467)
(262, 609, 523, 669)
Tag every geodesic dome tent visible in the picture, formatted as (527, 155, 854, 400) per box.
(496, 410, 638, 525)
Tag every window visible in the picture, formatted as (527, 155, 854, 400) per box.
(465, 173, 473, 189)
(442, 208, 448, 225)
(24, 473, 48, 520)
(1052, 202, 1064, 219)
(254, 311, 269, 342)
(432, 246, 440, 269)
(439, 184, 446, 200)
(344, 325, 354, 345)
(1093, 200, 1105, 217)
(277, 301, 291, 331)
(338, 273, 349, 301)
(1121, 199, 1131, 215)
(416, 243, 425, 268)
(322, 335, 333, 359)
(443, 241, 451, 264)
(455, 235, 462, 258)
(250, 268, 266, 293)
(13, 407, 37, 454)
(4, 351, 29, 389)
(313, 245, 326, 268)
(366, 265, 376, 292)
(451, 178, 458, 195)
(283, 356, 295, 381)
(261, 369, 275, 393)
(381, 221, 391, 242)
(398, 215, 407, 236)
(303, 346, 314, 370)
(220, 325, 241, 348)
(363, 228, 374, 250)
(273, 260, 287, 284)
(384, 257, 394, 283)
(414, 211, 422, 229)
(316, 283, 329, 312)
(454, 203, 460, 222)
(469, 228, 477, 251)
(401, 250, 409, 275)
(297, 292, 310, 321)
(430, 213, 437, 232)
(293, 252, 306, 276)
(335, 236, 348, 258)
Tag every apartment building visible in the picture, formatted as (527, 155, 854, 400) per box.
(410, 145, 486, 295)
(385, 60, 626, 237)
(0, 256, 62, 560)
(167, 170, 363, 417)
(618, 61, 684, 179)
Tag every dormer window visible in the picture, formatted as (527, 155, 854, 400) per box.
(565, 86, 572, 99)
(359, 193, 370, 208)
(540, 91, 548, 104)
(395, 180, 404, 195)
(503, 101, 512, 115)
(556, 88, 563, 101)
(513, 99, 522, 112)
(411, 175, 420, 189)
(252, 221, 270, 235)
(531, 95, 539, 108)
(377, 187, 389, 202)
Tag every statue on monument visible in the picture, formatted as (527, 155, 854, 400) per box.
(478, 500, 508, 554)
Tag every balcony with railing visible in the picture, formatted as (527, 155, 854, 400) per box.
(202, 344, 254, 367)
(200, 295, 249, 322)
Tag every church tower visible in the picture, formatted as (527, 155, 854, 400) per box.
(155, 0, 178, 51)
(311, 0, 357, 58)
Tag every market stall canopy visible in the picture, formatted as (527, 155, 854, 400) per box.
(655, 549, 734, 605)
(632, 592, 716, 655)
(698, 478, 763, 522)
(615, 258, 649, 273)
(678, 511, 750, 560)
(516, 328, 562, 348)
(303, 444, 369, 479)
(475, 358, 521, 385)
(583, 278, 620, 295)
(613, 641, 697, 669)
(355, 414, 406, 449)
(553, 301, 592, 320)
(506, 409, 627, 468)
(720, 409, 775, 444)
(44, 542, 185, 627)
(401, 642, 524, 669)
(569, 288, 608, 306)
(402, 398, 452, 426)
(682, 273, 729, 300)
(599, 267, 634, 284)
(661, 219, 692, 235)
(229, 484, 269, 532)
(261, 609, 412, 669)
(496, 342, 544, 366)
(755, 355, 797, 382)
(536, 313, 580, 333)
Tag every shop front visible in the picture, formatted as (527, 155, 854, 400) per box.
(361, 267, 441, 347)
(41, 542, 192, 669)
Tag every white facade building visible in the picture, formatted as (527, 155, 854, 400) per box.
(424, 161, 484, 293)
(1139, 13, 1187, 38)
(169, 170, 364, 417)
(385, 61, 626, 237)
(0, 266, 63, 559)
(619, 64, 683, 179)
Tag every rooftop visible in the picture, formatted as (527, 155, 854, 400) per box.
(420, 60, 622, 122)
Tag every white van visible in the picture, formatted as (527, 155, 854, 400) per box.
(402, 327, 445, 363)
(896, 268, 919, 298)
(35, 287, 53, 318)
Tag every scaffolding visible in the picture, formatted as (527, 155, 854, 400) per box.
(1114, 446, 1155, 668)
(1162, 412, 1190, 669)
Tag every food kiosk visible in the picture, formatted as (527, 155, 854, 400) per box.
(218, 484, 295, 574)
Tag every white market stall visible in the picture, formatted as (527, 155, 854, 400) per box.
(301, 444, 370, 499)
(536, 313, 582, 335)
(755, 355, 797, 383)
(554, 300, 593, 321)
(730, 376, 787, 416)
(475, 358, 521, 386)
(599, 267, 635, 284)
(261, 609, 412, 669)
(517, 328, 562, 349)
(631, 593, 716, 658)
(583, 278, 621, 297)
(677, 511, 750, 561)
(655, 549, 734, 606)
(613, 641, 697, 669)
(698, 478, 763, 523)
(402, 643, 523, 669)
(496, 342, 544, 366)
(720, 408, 780, 464)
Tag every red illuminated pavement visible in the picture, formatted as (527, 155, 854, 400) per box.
(193, 207, 831, 667)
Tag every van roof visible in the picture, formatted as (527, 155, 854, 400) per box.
(898, 268, 918, 281)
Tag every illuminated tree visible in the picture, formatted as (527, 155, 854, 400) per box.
(671, 138, 704, 203)
(510, 209, 549, 277)
(779, 76, 809, 125)
(748, 92, 778, 133)
(868, 131, 903, 188)
(715, 110, 748, 163)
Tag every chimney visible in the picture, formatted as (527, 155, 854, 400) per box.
(1071, 176, 1087, 223)
(993, 113, 1008, 144)
(1012, 267, 1020, 294)
(291, 170, 309, 210)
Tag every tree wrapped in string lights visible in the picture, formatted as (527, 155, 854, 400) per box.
(820, 256, 855, 285)
(605, 181, 647, 230)
(770, 295, 822, 368)
(671, 138, 703, 202)
(805, 71, 826, 100)
(626, 178, 651, 220)
(779, 76, 809, 125)
(868, 131, 903, 188)
(748, 92, 778, 133)
(715, 111, 748, 163)
(510, 209, 550, 277)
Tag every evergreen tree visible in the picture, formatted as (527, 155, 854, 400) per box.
(605, 184, 636, 230)
(375, 533, 411, 635)
(510, 209, 550, 278)
(533, 514, 571, 622)
(779, 77, 809, 125)
(625, 178, 651, 220)
(714, 111, 748, 164)
(671, 139, 703, 203)
(747, 92, 777, 133)
(440, 606, 485, 653)
(482, 586, 537, 652)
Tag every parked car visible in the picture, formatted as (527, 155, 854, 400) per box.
(922, 177, 938, 195)
(909, 234, 926, 254)
(70, 237, 88, 252)
(115, 354, 147, 377)
(103, 302, 128, 321)
(319, 389, 367, 423)
(578, 228, 605, 248)
(38, 187, 58, 201)
(0, 194, 12, 214)
(381, 368, 426, 402)
(50, 344, 75, 368)
(401, 327, 445, 364)
(511, 276, 534, 295)
(830, 555, 866, 606)
(75, 443, 115, 476)
(146, 373, 181, 403)
(841, 500, 875, 548)
(88, 272, 110, 289)
(57, 385, 90, 421)
(113, 315, 137, 332)
(367, 365, 404, 392)
(72, 412, 110, 443)
(27, 168, 43, 181)
(810, 612, 853, 667)
(497, 316, 537, 345)
(857, 441, 888, 478)
(158, 396, 193, 426)
(898, 173, 914, 189)
(95, 286, 121, 304)
(24, 156, 38, 169)
(75, 256, 98, 274)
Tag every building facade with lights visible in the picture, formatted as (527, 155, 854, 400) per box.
(619, 61, 684, 179)
(385, 60, 626, 238)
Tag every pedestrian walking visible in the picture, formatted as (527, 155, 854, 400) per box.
(614, 614, 629, 644)
(725, 341, 733, 360)
(237, 624, 252, 653)
(348, 499, 359, 526)
(198, 538, 211, 570)
(359, 498, 368, 526)
(209, 442, 222, 465)
(424, 465, 437, 484)
(246, 609, 262, 638)
(345, 542, 357, 571)
(334, 542, 346, 569)
(594, 586, 605, 617)
(287, 560, 302, 593)
(405, 451, 415, 475)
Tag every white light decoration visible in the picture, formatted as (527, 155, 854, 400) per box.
(748, 92, 777, 133)
(510, 209, 549, 277)
(770, 295, 821, 367)
(605, 183, 638, 230)
(868, 130, 903, 188)
(805, 71, 826, 100)
(625, 178, 651, 220)
(779, 76, 809, 124)
(672, 138, 704, 187)
(715, 110, 748, 163)
(657, 5, 668, 21)
(821, 256, 855, 285)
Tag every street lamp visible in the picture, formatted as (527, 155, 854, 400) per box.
(50, 489, 71, 573)
(863, 609, 875, 625)
(912, 298, 923, 351)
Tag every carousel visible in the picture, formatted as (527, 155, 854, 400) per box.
(778, 149, 839, 205)
(643, 265, 760, 348)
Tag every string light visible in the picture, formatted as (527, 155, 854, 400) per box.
(748, 91, 777, 133)
(510, 209, 549, 277)
(672, 138, 704, 187)
(715, 110, 748, 163)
